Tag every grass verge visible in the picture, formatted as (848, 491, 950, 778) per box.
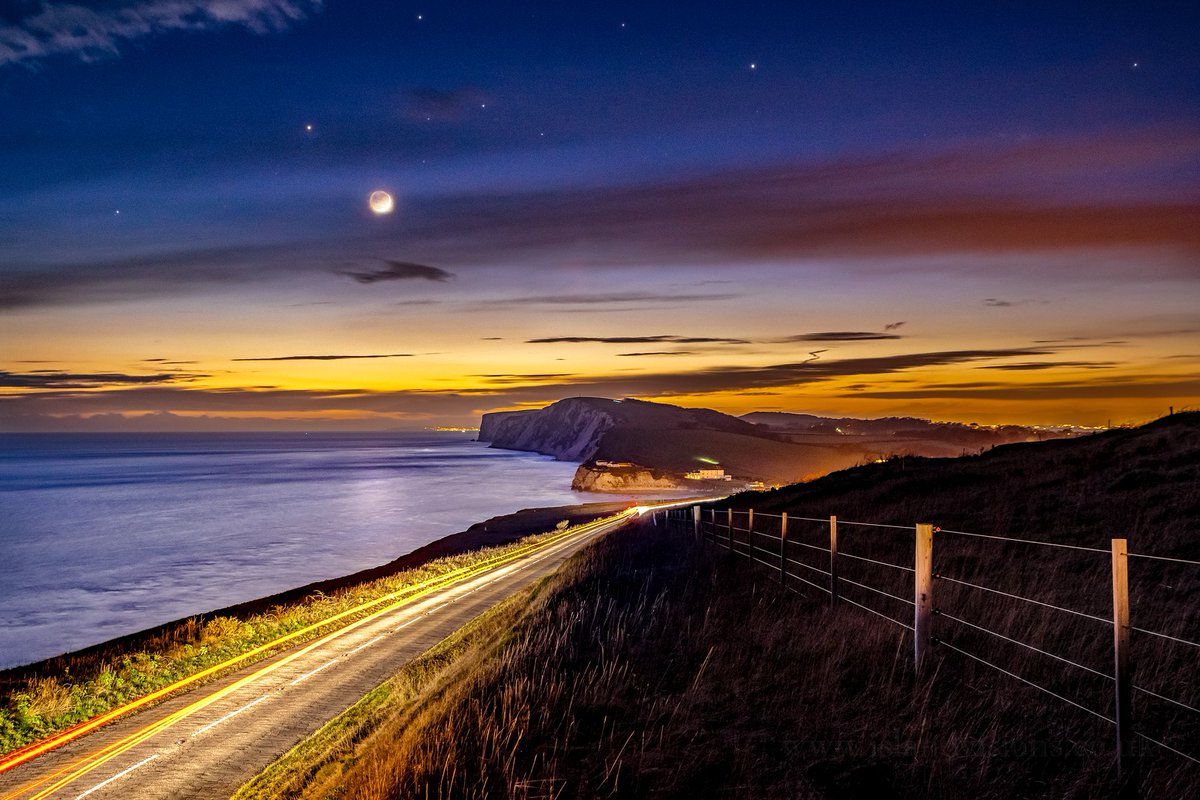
(0, 515, 615, 756)
(232, 581, 545, 800)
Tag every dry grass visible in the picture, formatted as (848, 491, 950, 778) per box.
(273, 413, 1199, 799)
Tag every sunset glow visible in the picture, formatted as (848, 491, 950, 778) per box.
(1, 3, 1196, 431)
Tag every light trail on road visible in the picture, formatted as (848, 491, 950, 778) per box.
(0, 510, 639, 800)
(0, 511, 627, 778)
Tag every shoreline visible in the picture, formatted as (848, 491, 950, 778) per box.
(0, 499, 635, 680)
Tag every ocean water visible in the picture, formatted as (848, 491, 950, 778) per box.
(0, 432, 632, 669)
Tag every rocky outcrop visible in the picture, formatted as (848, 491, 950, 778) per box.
(571, 465, 683, 492)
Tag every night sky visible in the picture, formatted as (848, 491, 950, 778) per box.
(2, 1, 1198, 430)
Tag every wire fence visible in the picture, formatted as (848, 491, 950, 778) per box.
(659, 505, 1200, 781)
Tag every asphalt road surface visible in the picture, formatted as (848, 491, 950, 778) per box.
(0, 512, 637, 800)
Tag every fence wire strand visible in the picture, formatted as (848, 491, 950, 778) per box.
(935, 573, 1110, 625)
(1134, 684, 1200, 716)
(839, 596, 914, 631)
(938, 528, 1109, 554)
(752, 555, 784, 573)
(835, 520, 913, 531)
(1135, 733, 1200, 767)
(1131, 625, 1200, 651)
(838, 550, 915, 573)
(935, 610, 1110, 679)
(786, 557, 831, 577)
(784, 571, 833, 595)
(934, 639, 1115, 724)
(1128, 552, 1200, 568)
(840, 576, 914, 606)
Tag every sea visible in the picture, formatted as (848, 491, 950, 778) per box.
(0, 432, 640, 670)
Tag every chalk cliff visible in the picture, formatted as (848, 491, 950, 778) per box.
(478, 398, 619, 461)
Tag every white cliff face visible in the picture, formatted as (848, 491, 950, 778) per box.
(478, 398, 618, 462)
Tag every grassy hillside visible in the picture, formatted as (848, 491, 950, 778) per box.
(732, 411, 1198, 555)
(253, 413, 1199, 798)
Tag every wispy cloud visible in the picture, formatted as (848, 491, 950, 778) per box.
(844, 378, 1200, 401)
(398, 133, 1200, 269)
(0, 369, 206, 389)
(617, 351, 696, 357)
(336, 260, 455, 284)
(774, 331, 902, 342)
(4, 345, 1184, 428)
(978, 361, 1117, 371)
(475, 373, 575, 384)
(884, 321, 907, 331)
(3, 135, 1197, 312)
(528, 331, 899, 347)
(983, 298, 1045, 307)
(485, 291, 737, 306)
(232, 353, 416, 362)
(0, 0, 321, 67)
(526, 335, 751, 345)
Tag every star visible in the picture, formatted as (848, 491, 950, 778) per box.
(749, 62, 758, 70)
(1132, 61, 1139, 68)
(304, 123, 313, 132)
(416, 14, 423, 21)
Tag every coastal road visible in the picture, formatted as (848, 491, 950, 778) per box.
(0, 511, 642, 800)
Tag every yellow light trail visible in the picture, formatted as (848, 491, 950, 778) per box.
(0, 511, 633, 800)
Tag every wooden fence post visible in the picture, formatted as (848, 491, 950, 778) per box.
(709, 508, 715, 542)
(914, 523, 934, 673)
(747, 508, 755, 561)
(693, 505, 701, 541)
(830, 515, 840, 607)
(1111, 537, 1137, 796)
(727, 508, 733, 551)
(780, 512, 788, 582)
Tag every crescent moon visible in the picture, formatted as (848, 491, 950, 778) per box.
(368, 190, 394, 215)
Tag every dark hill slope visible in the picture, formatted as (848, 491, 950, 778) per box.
(743, 410, 1058, 452)
(730, 411, 1200, 557)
